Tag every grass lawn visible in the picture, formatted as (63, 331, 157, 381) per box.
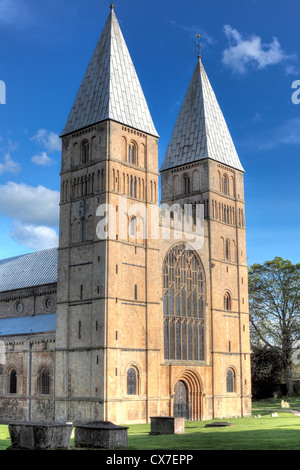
(127, 413, 300, 450)
(1, 398, 300, 450)
(0, 425, 11, 451)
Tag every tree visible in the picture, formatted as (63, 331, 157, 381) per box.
(251, 345, 284, 399)
(249, 257, 300, 396)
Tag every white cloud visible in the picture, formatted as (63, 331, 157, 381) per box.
(9, 221, 58, 251)
(258, 118, 300, 150)
(31, 151, 55, 166)
(222, 25, 297, 74)
(31, 129, 61, 153)
(0, 182, 59, 226)
(169, 20, 215, 46)
(0, 154, 21, 175)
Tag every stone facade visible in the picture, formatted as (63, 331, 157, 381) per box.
(53, 114, 251, 424)
(0, 284, 56, 423)
(0, 6, 251, 425)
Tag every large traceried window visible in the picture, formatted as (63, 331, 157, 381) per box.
(163, 244, 205, 361)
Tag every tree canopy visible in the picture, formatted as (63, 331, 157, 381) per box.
(249, 257, 300, 395)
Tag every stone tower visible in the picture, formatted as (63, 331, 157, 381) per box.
(54, 6, 251, 424)
(54, 5, 161, 423)
(159, 53, 251, 419)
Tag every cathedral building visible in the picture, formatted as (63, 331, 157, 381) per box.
(0, 5, 251, 424)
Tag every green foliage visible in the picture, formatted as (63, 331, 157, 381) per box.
(251, 346, 284, 398)
(249, 257, 300, 395)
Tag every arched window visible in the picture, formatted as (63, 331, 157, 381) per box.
(129, 217, 137, 240)
(133, 177, 137, 198)
(224, 292, 231, 311)
(127, 368, 137, 395)
(129, 176, 133, 197)
(87, 215, 94, 241)
(122, 137, 127, 161)
(225, 239, 230, 261)
(183, 174, 190, 195)
(81, 217, 86, 242)
(9, 369, 17, 394)
(163, 244, 205, 361)
(91, 136, 97, 161)
(222, 174, 229, 195)
(226, 368, 235, 393)
(40, 368, 50, 395)
(81, 140, 89, 165)
(128, 143, 137, 165)
(116, 170, 120, 192)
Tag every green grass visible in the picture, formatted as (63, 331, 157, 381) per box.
(126, 414, 300, 450)
(252, 396, 300, 411)
(2, 398, 300, 450)
(0, 425, 11, 451)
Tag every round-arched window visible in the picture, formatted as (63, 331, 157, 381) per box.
(226, 369, 235, 393)
(127, 368, 137, 395)
(9, 369, 17, 394)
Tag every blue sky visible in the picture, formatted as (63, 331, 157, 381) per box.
(0, 0, 299, 266)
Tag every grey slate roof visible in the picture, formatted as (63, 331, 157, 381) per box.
(61, 7, 158, 138)
(0, 313, 56, 336)
(0, 248, 58, 293)
(160, 58, 244, 172)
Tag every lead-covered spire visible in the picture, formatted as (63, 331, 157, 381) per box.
(61, 7, 158, 138)
(160, 57, 243, 172)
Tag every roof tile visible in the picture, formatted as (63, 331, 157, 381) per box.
(0, 313, 56, 336)
(61, 9, 158, 138)
(0, 248, 58, 293)
(160, 59, 244, 172)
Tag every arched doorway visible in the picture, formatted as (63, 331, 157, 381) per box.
(173, 371, 202, 420)
(174, 381, 190, 419)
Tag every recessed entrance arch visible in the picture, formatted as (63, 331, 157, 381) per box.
(173, 370, 202, 420)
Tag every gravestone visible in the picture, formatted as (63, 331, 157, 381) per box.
(150, 417, 185, 435)
(74, 421, 128, 449)
(8, 422, 73, 450)
(205, 422, 235, 427)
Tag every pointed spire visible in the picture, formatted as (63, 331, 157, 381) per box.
(61, 7, 158, 138)
(160, 59, 244, 172)
(196, 33, 201, 60)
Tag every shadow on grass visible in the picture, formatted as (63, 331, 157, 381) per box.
(128, 428, 300, 450)
(128, 416, 300, 451)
